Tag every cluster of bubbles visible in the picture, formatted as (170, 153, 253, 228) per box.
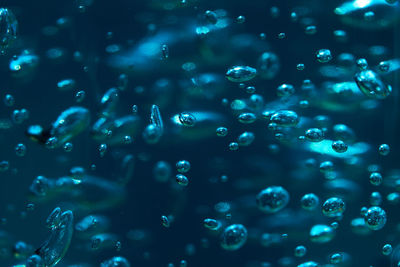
(0, 0, 398, 266)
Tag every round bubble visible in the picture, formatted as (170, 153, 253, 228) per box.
(301, 193, 320, 211)
(316, 49, 332, 63)
(176, 160, 191, 173)
(379, 144, 390, 156)
(305, 128, 324, 142)
(332, 140, 348, 153)
(294, 245, 307, 257)
(256, 186, 290, 213)
(220, 224, 248, 251)
(364, 206, 387, 230)
(322, 197, 346, 217)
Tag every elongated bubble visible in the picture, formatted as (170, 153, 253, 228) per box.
(143, 105, 164, 144)
(35, 209, 73, 266)
(45, 207, 62, 230)
(50, 106, 91, 145)
(92, 115, 141, 145)
(100, 88, 120, 117)
(354, 70, 392, 99)
(270, 110, 299, 127)
(0, 8, 17, 54)
(75, 215, 110, 237)
(150, 104, 164, 135)
(226, 66, 257, 82)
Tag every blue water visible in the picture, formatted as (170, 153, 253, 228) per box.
(0, 0, 399, 266)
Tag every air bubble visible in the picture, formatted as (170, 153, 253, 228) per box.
(305, 25, 317, 35)
(309, 224, 335, 243)
(369, 172, 383, 186)
(26, 255, 43, 267)
(176, 174, 189, 186)
(131, 105, 138, 114)
(161, 215, 171, 228)
(354, 70, 392, 99)
(256, 186, 290, 213)
(161, 44, 169, 59)
(270, 110, 299, 127)
(179, 112, 196, 127)
(235, 15, 246, 24)
(176, 160, 191, 173)
(4, 94, 14, 106)
(57, 79, 75, 91)
(296, 64, 305, 71)
(63, 142, 73, 152)
(100, 256, 130, 267)
(45, 137, 59, 149)
(316, 49, 332, 63)
(257, 52, 280, 79)
(220, 224, 248, 251)
(370, 191, 382, 206)
(320, 161, 334, 173)
(332, 140, 348, 153)
(378, 61, 390, 73)
(277, 83, 295, 97)
(305, 128, 324, 142)
(15, 143, 26, 157)
(228, 142, 239, 151)
(270, 6, 280, 18)
(203, 219, 221, 230)
(301, 193, 320, 211)
(364, 206, 387, 230)
(379, 144, 390, 156)
(238, 112, 256, 124)
(382, 244, 393, 255)
(322, 197, 346, 217)
(0, 8, 17, 54)
(153, 161, 171, 183)
(237, 131, 255, 146)
(75, 90, 86, 103)
(245, 86, 256, 94)
(356, 58, 368, 70)
(278, 33, 286, 39)
(216, 127, 228, 137)
(99, 144, 107, 157)
(330, 253, 343, 264)
(294, 245, 307, 257)
(204, 10, 218, 24)
(226, 66, 257, 83)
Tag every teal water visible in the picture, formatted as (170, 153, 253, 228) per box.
(0, 0, 399, 266)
